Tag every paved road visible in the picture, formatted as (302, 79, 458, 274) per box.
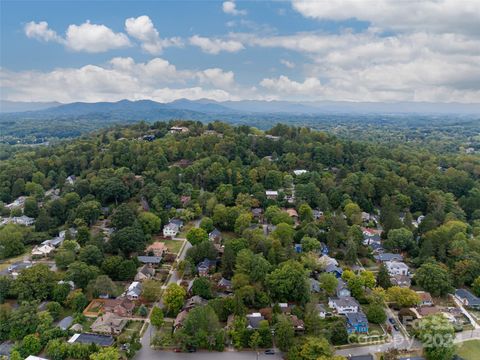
(135, 349, 282, 360)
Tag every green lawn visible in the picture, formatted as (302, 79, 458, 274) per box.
(163, 239, 184, 254)
(0, 248, 32, 271)
(456, 340, 480, 360)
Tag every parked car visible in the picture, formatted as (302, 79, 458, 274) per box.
(265, 349, 275, 355)
(389, 318, 395, 324)
(394, 324, 400, 331)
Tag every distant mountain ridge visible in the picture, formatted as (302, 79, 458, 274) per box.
(2, 98, 480, 117)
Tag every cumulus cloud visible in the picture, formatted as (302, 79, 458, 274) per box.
(125, 15, 182, 54)
(291, 0, 480, 35)
(24, 20, 131, 52)
(222, 1, 247, 16)
(189, 35, 244, 54)
(0, 57, 240, 103)
(260, 76, 323, 95)
(24, 21, 63, 43)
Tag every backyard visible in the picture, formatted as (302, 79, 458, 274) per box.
(456, 339, 480, 360)
(163, 239, 184, 254)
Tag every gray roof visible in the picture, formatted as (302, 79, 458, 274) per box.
(310, 278, 320, 292)
(330, 296, 359, 308)
(246, 313, 264, 329)
(345, 311, 368, 324)
(137, 256, 162, 264)
(58, 316, 74, 330)
(325, 263, 343, 274)
(70, 333, 114, 346)
(0, 341, 14, 356)
(374, 253, 403, 262)
(455, 289, 480, 305)
(209, 228, 222, 238)
(170, 218, 184, 227)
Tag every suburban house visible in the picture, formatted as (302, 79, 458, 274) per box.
(313, 209, 324, 220)
(163, 219, 184, 237)
(66, 175, 77, 185)
(251, 208, 263, 220)
(290, 315, 305, 332)
(137, 256, 162, 266)
(294, 244, 303, 253)
(91, 312, 126, 334)
(316, 304, 327, 318)
(5, 196, 26, 210)
(125, 282, 142, 300)
(31, 243, 55, 257)
(146, 242, 166, 257)
(184, 295, 208, 310)
(197, 258, 217, 276)
(101, 298, 135, 317)
(217, 277, 232, 292)
(246, 313, 265, 329)
(170, 126, 189, 134)
(11, 215, 35, 226)
(374, 253, 403, 262)
(345, 311, 369, 333)
(417, 291, 434, 307)
(68, 333, 114, 346)
(134, 264, 155, 281)
(390, 274, 412, 288)
(336, 279, 351, 298)
(293, 169, 308, 176)
(455, 289, 480, 309)
(328, 297, 360, 314)
(325, 263, 343, 278)
(57, 316, 73, 331)
(265, 190, 279, 200)
(209, 228, 222, 242)
(386, 261, 409, 276)
(319, 255, 338, 267)
(285, 208, 299, 222)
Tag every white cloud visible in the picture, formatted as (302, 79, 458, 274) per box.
(260, 76, 323, 95)
(125, 15, 182, 54)
(24, 21, 63, 43)
(189, 35, 244, 54)
(291, 0, 480, 35)
(65, 21, 131, 52)
(0, 57, 240, 103)
(280, 59, 295, 68)
(222, 1, 247, 16)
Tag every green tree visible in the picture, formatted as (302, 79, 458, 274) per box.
(186, 227, 209, 245)
(142, 279, 162, 302)
(0, 227, 25, 259)
(18, 334, 42, 358)
(88, 275, 116, 298)
(385, 228, 414, 251)
(163, 283, 186, 315)
(366, 304, 387, 324)
(417, 315, 455, 360)
(90, 347, 121, 360)
(110, 226, 146, 255)
(234, 213, 253, 234)
(66, 289, 88, 312)
(75, 200, 102, 226)
(473, 276, 480, 296)
(200, 217, 214, 233)
(298, 203, 314, 222)
(14, 264, 55, 301)
(249, 331, 261, 351)
(46, 301, 63, 320)
(376, 263, 392, 289)
(78, 245, 104, 266)
(65, 261, 100, 289)
(299, 337, 334, 360)
(23, 197, 39, 218)
(275, 314, 294, 352)
(415, 262, 453, 297)
(386, 286, 420, 308)
(150, 306, 164, 327)
(319, 273, 338, 296)
(266, 260, 310, 304)
(191, 277, 213, 299)
(138, 211, 161, 235)
(111, 203, 136, 229)
(301, 236, 321, 252)
(55, 249, 76, 270)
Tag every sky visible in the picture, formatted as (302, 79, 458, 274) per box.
(1, 0, 480, 104)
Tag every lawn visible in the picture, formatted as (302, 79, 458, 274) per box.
(456, 339, 480, 360)
(0, 248, 32, 271)
(163, 239, 184, 254)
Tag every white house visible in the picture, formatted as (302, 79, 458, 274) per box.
(163, 219, 183, 237)
(126, 281, 142, 300)
(328, 297, 360, 314)
(11, 215, 35, 226)
(5, 196, 26, 210)
(31, 244, 55, 257)
(293, 170, 308, 176)
(386, 261, 409, 276)
(319, 255, 338, 268)
(265, 190, 278, 199)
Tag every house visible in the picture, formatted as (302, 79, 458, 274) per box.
(455, 289, 480, 309)
(197, 258, 217, 276)
(278, 303, 291, 314)
(58, 280, 75, 290)
(135, 264, 155, 281)
(31, 243, 55, 257)
(70, 323, 84, 332)
(293, 169, 308, 176)
(209, 228, 222, 242)
(91, 312, 126, 334)
(310, 278, 320, 293)
(66, 175, 77, 185)
(265, 190, 278, 200)
(102, 298, 135, 317)
(146, 242, 166, 257)
(163, 219, 184, 237)
(251, 208, 263, 219)
(328, 297, 360, 314)
(313, 210, 324, 220)
(417, 306, 441, 318)
(361, 212, 371, 222)
(319, 255, 338, 267)
(290, 315, 305, 332)
(325, 263, 343, 278)
(390, 274, 411, 288)
(170, 126, 189, 133)
(174, 309, 189, 331)
(57, 316, 74, 330)
(25, 356, 49, 360)
(336, 279, 351, 298)
(184, 295, 208, 310)
(417, 291, 434, 307)
(265, 134, 280, 141)
(246, 313, 265, 329)
(137, 256, 162, 265)
(11, 215, 35, 226)
(374, 253, 403, 262)
(386, 261, 409, 276)
(5, 196, 26, 210)
(68, 333, 114, 346)
(285, 208, 299, 221)
(7, 261, 32, 277)
(345, 311, 369, 334)
(0, 341, 14, 358)
(180, 195, 191, 206)
(218, 278, 232, 292)
(126, 282, 142, 300)
(316, 304, 327, 318)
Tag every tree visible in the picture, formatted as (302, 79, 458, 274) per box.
(18, 334, 42, 358)
(415, 262, 453, 297)
(266, 260, 310, 304)
(298, 203, 314, 222)
(299, 337, 334, 360)
(417, 315, 455, 360)
(75, 200, 102, 225)
(0, 226, 25, 259)
(377, 263, 392, 289)
(90, 347, 121, 360)
(14, 264, 55, 301)
(473, 276, 480, 296)
(111, 203, 136, 229)
(65, 261, 100, 289)
(142, 279, 162, 302)
(366, 304, 387, 324)
(191, 277, 213, 299)
(249, 331, 261, 351)
(78, 245, 104, 266)
(344, 239, 358, 264)
(386, 286, 420, 308)
(110, 226, 146, 255)
(52, 282, 71, 303)
(138, 211, 161, 235)
(186, 228, 209, 246)
(8, 302, 39, 340)
(163, 283, 186, 315)
(360, 270, 376, 289)
(319, 273, 338, 296)
(117, 259, 138, 280)
(101, 255, 123, 280)
(301, 236, 321, 252)
(275, 315, 294, 352)
(0, 276, 12, 303)
(55, 249, 76, 270)
(150, 306, 164, 327)
(385, 228, 414, 251)
(234, 213, 253, 234)
(46, 302, 63, 320)
(66, 289, 88, 312)
(88, 275, 116, 298)
(200, 217, 214, 233)
(271, 223, 295, 246)
(344, 202, 362, 225)
(23, 197, 39, 217)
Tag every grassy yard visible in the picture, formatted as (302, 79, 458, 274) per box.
(0, 248, 32, 271)
(163, 239, 184, 254)
(456, 339, 480, 360)
(152, 320, 175, 348)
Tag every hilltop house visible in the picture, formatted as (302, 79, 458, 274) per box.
(390, 274, 411, 288)
(31, 243, 55, 257)
(68, 333, 114, 347)
(417, 291, 434, 307)
(137, 256, 162, 266)
(209, 228, 222, 242)
(197, 258, 217, 276)
(336, 279, 351, 298)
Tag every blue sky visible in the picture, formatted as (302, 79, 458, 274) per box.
(1, 0, 479, 103)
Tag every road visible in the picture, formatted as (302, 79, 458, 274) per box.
(135, 350, 282, 360)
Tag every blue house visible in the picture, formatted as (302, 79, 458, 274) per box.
(294, 244, 303, 253)
(325, 263, 343, 278)
(345, 311, 369, 334)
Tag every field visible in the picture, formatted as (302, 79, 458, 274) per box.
(456, 339, 480, 360)
(163, 239, 184, 254)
